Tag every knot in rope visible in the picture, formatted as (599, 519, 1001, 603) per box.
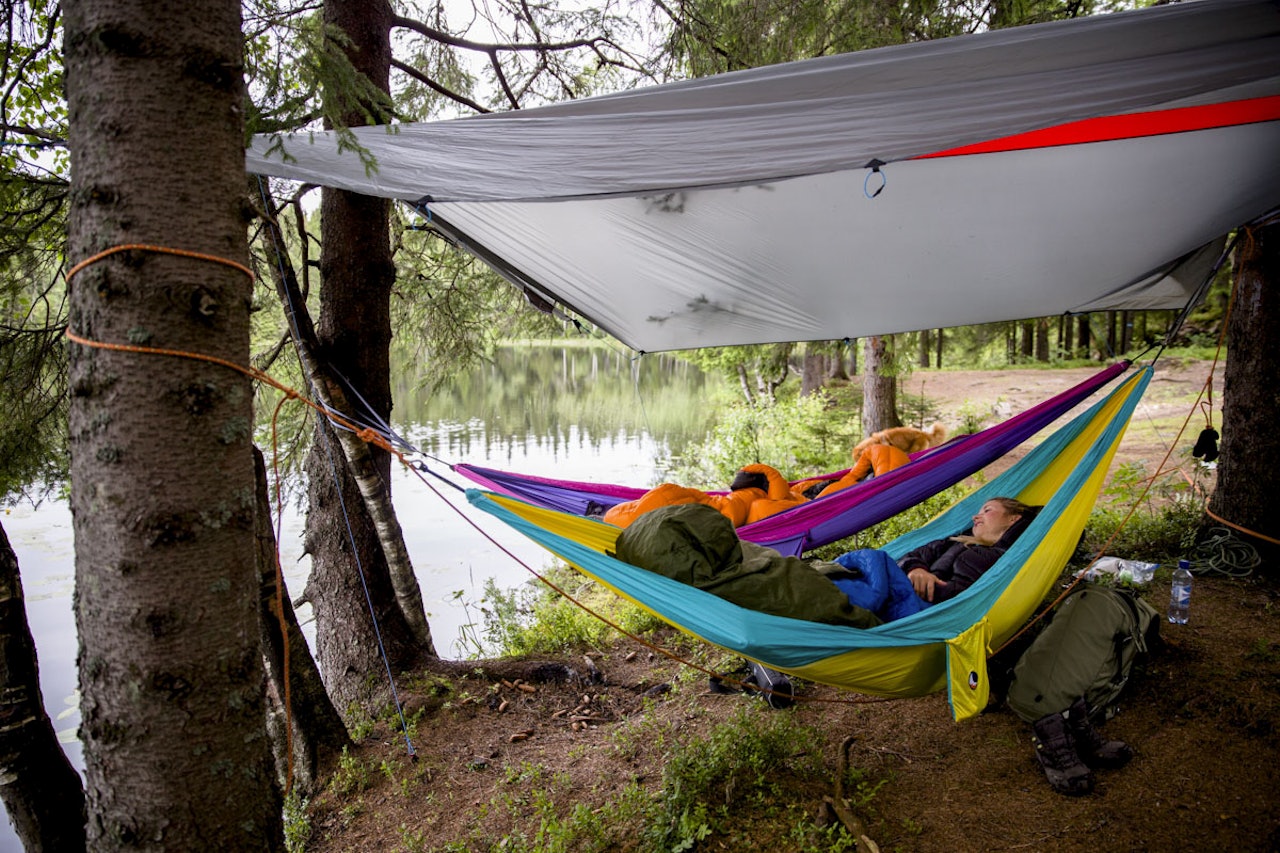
(356, 427, 392, 452)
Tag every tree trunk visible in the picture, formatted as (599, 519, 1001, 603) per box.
(917, 330, 931, 368)
(826, 343, 849, 381)
(861, 336, 901, 434)
(1208, 222, 1280, 564)
(306, 0, 431, 715)
(64, 1, 281, 846)
(1120, 310, 1133, 353)
(800, 349, 824, 397)
(1035, 318, 1050, 363)
(0, 523, 86, 851)
(1020, 320, 1034, 361)
(258, 191, 433, 653)
(1105, 310, 1118, 357)
(1061, 315, 1073, 359)
(253, 449, 351, 797)
(1076, 314, 1091, 359)
(934, 328, 943, 369)
(736, 364, 755, 404)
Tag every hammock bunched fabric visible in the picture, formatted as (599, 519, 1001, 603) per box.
(457, 361, 1129, 556)
(467, 366, 1152, 721)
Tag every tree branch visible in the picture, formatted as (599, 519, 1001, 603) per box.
(390, 58, 491, 114)
(391, 14, 604, 54)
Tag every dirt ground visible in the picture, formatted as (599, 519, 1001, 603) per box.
(298, 360, 1280, 853)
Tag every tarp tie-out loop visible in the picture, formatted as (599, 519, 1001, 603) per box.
(863, 159, 887, 199)
(417, 195, 434, 223)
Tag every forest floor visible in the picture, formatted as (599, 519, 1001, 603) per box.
(295, 359, 1280, 853)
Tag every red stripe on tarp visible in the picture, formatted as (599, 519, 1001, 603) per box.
(915, 95, 1280, 159)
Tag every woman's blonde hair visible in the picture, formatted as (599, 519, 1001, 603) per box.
(949, 497, 1033, 546)
(986, 497, 1034, 517)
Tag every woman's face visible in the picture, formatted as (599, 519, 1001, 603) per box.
(971, 500, 1022, 545)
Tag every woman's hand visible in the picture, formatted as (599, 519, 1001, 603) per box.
(908, 567, 948, 602)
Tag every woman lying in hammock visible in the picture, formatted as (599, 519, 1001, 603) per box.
(830, 497, 1037, 622)
(611, 497, 1037, 627)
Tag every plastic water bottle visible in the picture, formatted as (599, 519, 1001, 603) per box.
(1168, 559, 1192, 624)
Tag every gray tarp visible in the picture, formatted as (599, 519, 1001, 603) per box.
(247, 0, 1280, 352)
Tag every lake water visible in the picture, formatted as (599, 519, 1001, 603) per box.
(0, 344, 709, 849)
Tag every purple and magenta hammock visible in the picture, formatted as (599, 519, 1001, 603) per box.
(455, 361, 1130, 557)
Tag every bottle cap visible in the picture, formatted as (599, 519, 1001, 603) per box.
(1178, 559, 1191, 570)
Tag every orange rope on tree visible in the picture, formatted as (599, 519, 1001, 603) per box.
(65, 242, 254, 284)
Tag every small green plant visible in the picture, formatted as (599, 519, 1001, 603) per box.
(790, 821, 860, 852)
(282, 790, 311, 853)
(345, 704, 375, 741)
(955, 399, 991, 434)
(397, 822, 427, 852)
(330, 746, 371, 797)
(478, 564, 661, 657)
(900, 815, 925, 835)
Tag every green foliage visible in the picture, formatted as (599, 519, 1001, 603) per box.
(0, 172, 68, 501)
(282, 790, 312, 853)
(1, 1, 67, 177)
(445, 702, 886, 852)
(1078, 460, 1203, 566)
(477, 566, 665, 658)
(896, 386, 943, 432)
(805, 482, 972, 561)
(642, 706, 828, 851)
(666, 390, 858, 489)
(391, 220, 563, 391)
(330, 746, 372, 797)
(678, 343, 794, 404)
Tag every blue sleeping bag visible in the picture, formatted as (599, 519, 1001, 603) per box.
(829, 549, 929, 622)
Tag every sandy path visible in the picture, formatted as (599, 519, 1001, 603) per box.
(908, 359, 1225, 477)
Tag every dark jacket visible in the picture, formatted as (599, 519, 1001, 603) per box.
(896, 508, 1040, 603)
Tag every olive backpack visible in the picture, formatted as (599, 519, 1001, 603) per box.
(1006, 584, 1160, 723)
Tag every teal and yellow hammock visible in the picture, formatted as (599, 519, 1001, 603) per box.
(467, 366, 1152, 721)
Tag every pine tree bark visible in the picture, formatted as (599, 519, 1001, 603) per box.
(1208, 222, 1280, 563)
(0, 523, 86, 851)
(800, 348, 824, 397)
(64, 0, 281, 846)
(861, 335, 902, 434)
(917, 330, 931, 368)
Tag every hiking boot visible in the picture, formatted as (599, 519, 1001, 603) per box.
(1064, 697, 1133, 769)
(1031, 711, 1094, 796)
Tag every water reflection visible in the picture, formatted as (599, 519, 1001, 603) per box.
(1, 344, 709, 830)
(395, 345, 709, 474)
